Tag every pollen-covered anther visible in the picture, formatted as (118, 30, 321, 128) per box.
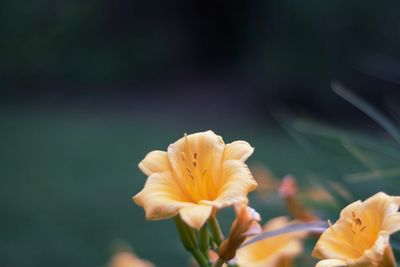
(350, 211, 366, 234)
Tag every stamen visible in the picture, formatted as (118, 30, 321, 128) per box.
(194, 152, 197, 159)
(186, 167, 191, 174)
(193, 161, 197, 168)
(181, 152, 186, 161)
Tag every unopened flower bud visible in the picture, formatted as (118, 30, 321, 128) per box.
(218, 204, 262, 261)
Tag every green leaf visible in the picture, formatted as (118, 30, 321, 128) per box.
(332, 81, 400, 145)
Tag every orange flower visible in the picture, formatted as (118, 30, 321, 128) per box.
(312, 192, 400, 267)
(218, 204, 262, 261)
(133, 131, 257, 229)
(236, 216, 304, 267)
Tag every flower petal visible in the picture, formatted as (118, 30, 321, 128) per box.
(224, 140, 254, 162)
(355, 231, 390, 266)
(339, 200, 362, 218)
(133, 171, 192, 220)
(139, 150, 171, 176)
(363, 192, 400, 234)
(207, 160, 257, 208)
(312, 218, 362, 260)
(179, 204, 213, 229)
(167, 130, 225, 180)
(237, 217, 303, 267)
(383, 213, 400, 234)
(315, 259, 347, 267)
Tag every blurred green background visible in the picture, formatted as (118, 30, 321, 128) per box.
(1, 1, 400, 266)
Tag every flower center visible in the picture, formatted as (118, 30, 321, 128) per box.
(347, 211, 376, 256)
(178, 134, 216, 202)
(351, 211, 366, 234)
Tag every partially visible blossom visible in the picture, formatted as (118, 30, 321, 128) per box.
(236, 216, 304, 267)
(218, 204, 262, 261)
(108, 252, 154, 267)
(133, 131, 257, 229)
(279, 175, 319, 222)
(312, 192, 400, 267)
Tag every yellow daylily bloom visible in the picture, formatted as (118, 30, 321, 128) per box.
(312, 192, 400, 267)
(236, 216, 304, 267)
(133, 130, 257, 229)
(108, 251, 154, 267)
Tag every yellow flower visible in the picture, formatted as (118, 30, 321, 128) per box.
(108, 252, 154, 267)
(133, 130, 257, 229)
(312, 192, 400, 267)
(236, 216, 304, 267)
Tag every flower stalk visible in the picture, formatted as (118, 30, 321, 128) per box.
(199, 224, 210, 257)
(175, 216, 210, 267)
(209, 215, 224, 246)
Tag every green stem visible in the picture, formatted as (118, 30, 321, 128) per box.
(175, 216, 195, 251)
(175, 216, 210, 267)
(199, 224, 210, 257)
(209, 215, 224, 246)
(191, 248, 211, 267)
(214, 258, 224, 267)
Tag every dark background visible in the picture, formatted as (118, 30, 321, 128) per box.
(1, 1, 400, 266)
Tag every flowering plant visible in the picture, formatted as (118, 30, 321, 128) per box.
(132, 130, 400, 267)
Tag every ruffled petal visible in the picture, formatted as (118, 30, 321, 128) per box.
(339, 200, 362, 218)
(138, 150, 171, 176)
(354, 231, 390, 266)
(179, 204, 213, 229)
(133, 171, 191, 220)
(224, 140, 254, 162)
(167, 130, 225, 182)
(312, 219, 361, 260)
(383, 213, 400, 234)
(206, 160, 257, 208)
(362, 192, 400, 234)
(236, 216, 303, 267)
(315, 259, 347, 267)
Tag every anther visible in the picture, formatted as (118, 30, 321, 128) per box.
(193, 161, 197, 167)
(194, 152, 197, 159)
